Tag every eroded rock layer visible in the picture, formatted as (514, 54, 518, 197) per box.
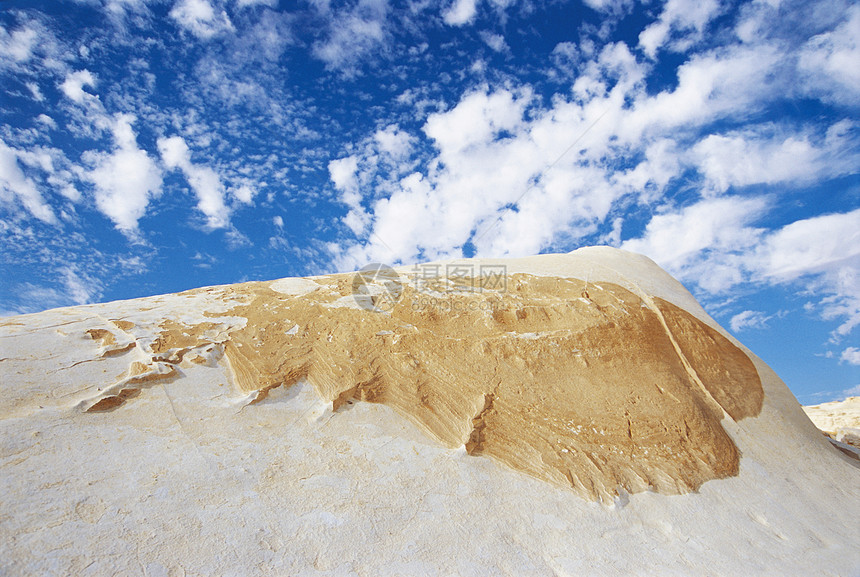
(79, 272, 762, 501)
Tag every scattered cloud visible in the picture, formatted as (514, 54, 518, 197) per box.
(85, 114, 163, 234)
(797, 5, 860, 105)
(236, 0, 278, 7)
(752, 209, 860, 284)
(691, 121, 860, 195)
(621, 197, 767, 293)
(170, 0, 235, 39)
(730, 310, 773, 332)
(0, 24, 38, 64)
(480, 32, 507, 53)
(639, 0, 722, 58)
(443, 0, 478, 26)
(841, 347, 860, 366)
(232, 184, 255, 205)
(312, 0, 389, 74)
(0, 139, 58, 224)
(158, 135, 230, 229)
(61, 265, 102, 305)
(60, 69, 98, 104)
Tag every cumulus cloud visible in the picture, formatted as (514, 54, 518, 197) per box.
(840, 348, 860, 365)
(423, 88, 530, 155)
(752, 209, 860, 283)
(373, 125, 414, 161)
(328, 38, 810, 270)
(329, 124, 419, 238)
(232, 184, 255, 204)
(581, 0, 632, 15)
(158, 135, 231, 229)
(622, 44, 782, 140)
(754, 209, 860, 339)
(639, 0, 722, 58)
(621, 196, 768, 292)
(86, 114, 163, 234)
(60, 70, 97, 104)
(329, 155, 359, 193)
(0, 24, 38, 64)
(443, 0, 478, 26)
(691, 121, 860, 194)
(170, 0, 235, 39)
(480, 32, 507, 53)
(798, 5, 860, 105)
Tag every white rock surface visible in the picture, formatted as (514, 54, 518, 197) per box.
(803, 396, 860, 455)
(1, 247, 858, 576)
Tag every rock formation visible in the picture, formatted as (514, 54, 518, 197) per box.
(1, 247, 858, 576)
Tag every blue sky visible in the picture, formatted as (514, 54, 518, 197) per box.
(1, 0, 858, 403)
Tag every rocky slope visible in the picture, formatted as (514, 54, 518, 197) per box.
(1, 247, 858, 576)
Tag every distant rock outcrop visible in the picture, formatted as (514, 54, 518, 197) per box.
(803, 396, 860, 459)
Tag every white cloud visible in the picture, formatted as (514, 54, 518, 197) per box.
(312, 0, 388, 73)
(752, 209, 860, 339)
(86, 115, 163, 234)
(0, 139, 57, 224)
(621, 196, 768, 292)
(443, 0, 478, 26)
(623, 45, 782, 140)
(273, 215, 284, 227)
(235, 0, 278, 6)
(100, 0, 151, 19)
(691, 121, 860, 194)
(60, 70, 97, 104)
(36, 114, 57, 129)
(625, 203, 860, 339)
(157, 135, 231, 229)
(730, 310, 773, 332)
(26, 82, 45, 102)
(798, 5, 860, 105)
(0, 25, 38, 64)
(308, 3, 859, 342)
(329, 155, 359, 193)
(329, 155, 368, 236)
(581, 0, 632, 14)
(373, 124, 414, 161)
(327, 38, 790, 271)
(233, 185, 254, 204)
(841, 347, 860, 365)
(639, 0, 722, 58)
(62, 266, 101, 305)
(752, 208, 860, 283)
(480, 31, 507, 53)
(169, 0, 235, 39)
(423, 88, 530, 155)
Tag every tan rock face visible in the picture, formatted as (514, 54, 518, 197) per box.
(76, 271, 762, 501)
